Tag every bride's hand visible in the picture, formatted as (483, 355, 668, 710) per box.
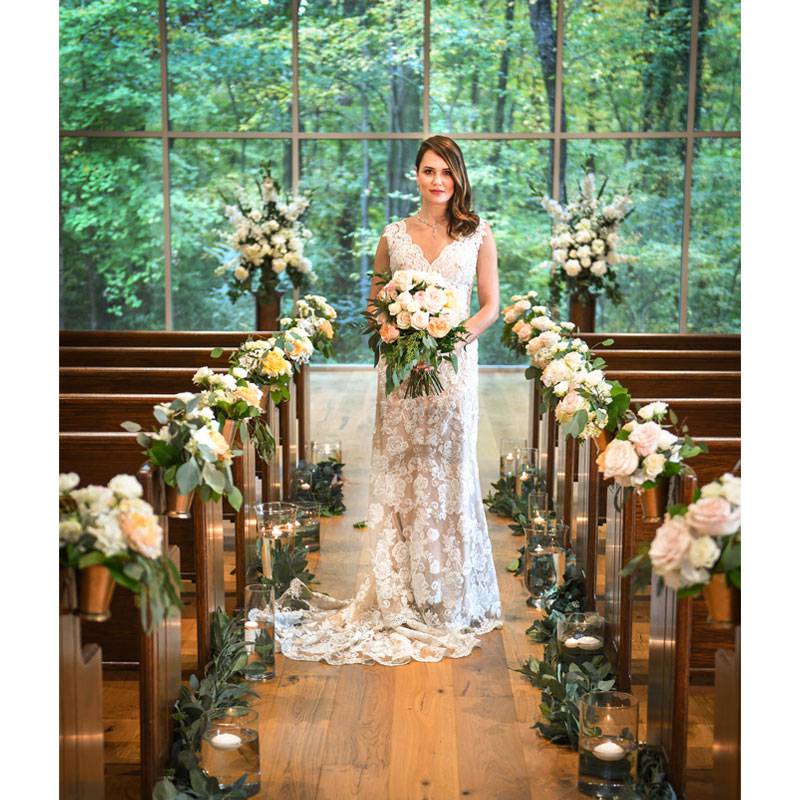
(411, 363, 434, 374)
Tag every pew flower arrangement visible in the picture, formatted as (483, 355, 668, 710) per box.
(192, 367, 275, 462)
(218, 338, 295, 405)
(362, 268, 471, 397)
(217, 163, 315, 305)
(596, 403, 706, 490)
(539, 172, 634, 309)
(280, 293, 339, 359)
(59, 473, 183, 633)
(122, 393, 243, 511)
(499, 290, 554, 356)
(621, 473, 741, 597)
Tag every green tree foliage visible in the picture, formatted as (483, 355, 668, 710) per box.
(59, 0, 740, 356)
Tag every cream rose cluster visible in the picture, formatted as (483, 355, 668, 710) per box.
(375, 269, 464, 343)
(597, 404, 683, 488)
(646, 473, 740, 590)
(280, 293, 338, 348)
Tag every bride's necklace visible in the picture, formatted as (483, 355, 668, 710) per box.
(415, 212, 445, 238)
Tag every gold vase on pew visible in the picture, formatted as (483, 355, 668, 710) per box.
(221, 419, 237, 446)
(166, 485, 195, 519)
(703, 573, 739, 625)
(637, 480, 667, 523)
(592, 428, 612, 454)
(77, 565, 116, 622)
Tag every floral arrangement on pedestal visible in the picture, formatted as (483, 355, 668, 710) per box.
(363, 268, 471, 398)
(596, 402, 705, 492)
(216, 164, 315, 305)
(59, 473, 183, 632)
(621, 473, 741, 602)
(280, 293, 338, 359)
(539, 173, 634, 315)
(122, 394, 243, 511)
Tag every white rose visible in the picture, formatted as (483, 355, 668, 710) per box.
(688, 535, 721, 569)
(642, 453, 666, 480)
(584, 369, 604, 387)
(388, 301, 402, 316)
(553, 381, 570, 397)
(591, 238, 606, 255)
(649, 515, 693, 576)
(598, 439, 639, 479)
(410, 310, 430, 330)
(59, 518, 83, 543)
(575, 229, 593, 244)
(542, 358, 571, 387)
(719, 474, 741, 505)
(685, 497, 741, 537)
(396, 311, 412, 330)
(577, 245, 592, 260)
(564, 259, 581, 277)
(231, 366, 247, 379)
(71, 485, 115, 515)
(108, 474, 143, 499)
(553, 248, 568, 263)
(590, 261, 607, 276)
(91, 513, 127, 558)
(656, 429, 678, 449)
(555, 391, 587, 424)
(638, 401, 668, 421)
(60, 473, 80, 494)
(514, 299, 532, 311)
(530, 315, 556, 331)
(563, 351, 584, 371)
(272, 258, 287, 273)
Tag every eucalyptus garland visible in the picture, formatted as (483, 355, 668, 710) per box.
(153, 609, 274, 800)
(482, 471, 546, 521)
(514, 560, 677, 798)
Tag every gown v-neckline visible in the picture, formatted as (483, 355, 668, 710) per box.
(399, 218, 460, 268)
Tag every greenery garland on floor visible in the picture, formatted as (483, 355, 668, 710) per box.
(153, 609, 274, 799)
(514, 561, 677, 799)
(292, 458, 346, 516)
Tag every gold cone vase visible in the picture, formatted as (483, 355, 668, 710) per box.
(703, 573, 738, 624)
(77, 565, 116, 622)
(222, 419, 237, 446)
(592, 429, 611, 454)
(166, 485, 195, 519)
(638, 481, 667, 523)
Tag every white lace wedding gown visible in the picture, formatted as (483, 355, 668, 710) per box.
(277, 216, 503, 666)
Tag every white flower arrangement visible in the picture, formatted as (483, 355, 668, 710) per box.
(596, 403, 706, 489)
(280, 293, 338, 359)
(217, 337, 296, 407)
(59, 473, 183, 632)
(122, 394, 242, 511)
(539, 173, 633, 308)
(217, 164, 315, 304)
(622, 473, 741, 595)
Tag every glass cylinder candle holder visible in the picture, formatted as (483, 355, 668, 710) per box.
(523, 520, 568, 604)
(310, 439, 342, 465)
(499, 437, 527, 481)
(578, 691, 639, 798)
(557, 612, 606, 665)
(515, 447, 539, 496)
(291, 462, 315, 501)
(243, 583, 276, 681)
(527, 490, 551, 522)
(294, 500, 321, 552)
(201, 706, 261, 797)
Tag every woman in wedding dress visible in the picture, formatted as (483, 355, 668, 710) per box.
(278, 135, 503, 665)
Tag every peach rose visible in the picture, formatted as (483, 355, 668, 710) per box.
(598, 438, 639, 479)
(685, 496, 741, 537)
(319, 318, 334, 339)
(628, 421, 662, 457)
(426, 316, 452, 338)
(555, 390, 587, 423)
(649, 515, 693, 584)
(118, 498, 163, 559)
(380, 321, 400, 343)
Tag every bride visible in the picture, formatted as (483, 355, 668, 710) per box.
(278, 135, 503, 665)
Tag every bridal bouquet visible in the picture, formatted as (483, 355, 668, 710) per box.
(362, 268, 470, 398)
(59, 473, 183, 632)
(280, 293, 338, 359)
(540, 173, 633, 307)
(621, 473, 741, 596)
(597, 403, 705, 490)
(216, 164, 315, 304)
(122, 394, 243, 511)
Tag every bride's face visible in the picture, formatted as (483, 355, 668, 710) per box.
(417, 152, 455, 206)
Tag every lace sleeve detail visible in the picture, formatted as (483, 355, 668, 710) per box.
(470, 217, 489, 251)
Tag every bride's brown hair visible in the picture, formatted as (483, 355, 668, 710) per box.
(415, 136, 480, 239)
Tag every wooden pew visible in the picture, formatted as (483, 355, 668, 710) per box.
(59, 433, 224, 669)
(604, 371, 740, 399)
(58, 461, 181, 800)
(579, 333, 740, 351)
(591, 350, 740, 371)
(60, 569, 104, 800)
(714, 627, 740, 800)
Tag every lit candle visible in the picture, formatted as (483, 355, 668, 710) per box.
(593, 740, 626, 761)
(271, 524, 283, 538)
(300, 481, 311, 490)
(210, 732, 242, 751)
(577, 635, 603, 651)
(564, 636, 582, 649)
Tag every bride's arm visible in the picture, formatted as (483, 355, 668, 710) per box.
(463, 222, 500, 343)
(366, 234, 390, 317)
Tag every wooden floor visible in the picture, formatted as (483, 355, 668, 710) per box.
(101, 367, 714, 799)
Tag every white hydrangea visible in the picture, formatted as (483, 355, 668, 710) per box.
(108, 474, 143, 500)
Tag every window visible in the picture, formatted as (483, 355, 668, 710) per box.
(60, 0, 741, 361)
